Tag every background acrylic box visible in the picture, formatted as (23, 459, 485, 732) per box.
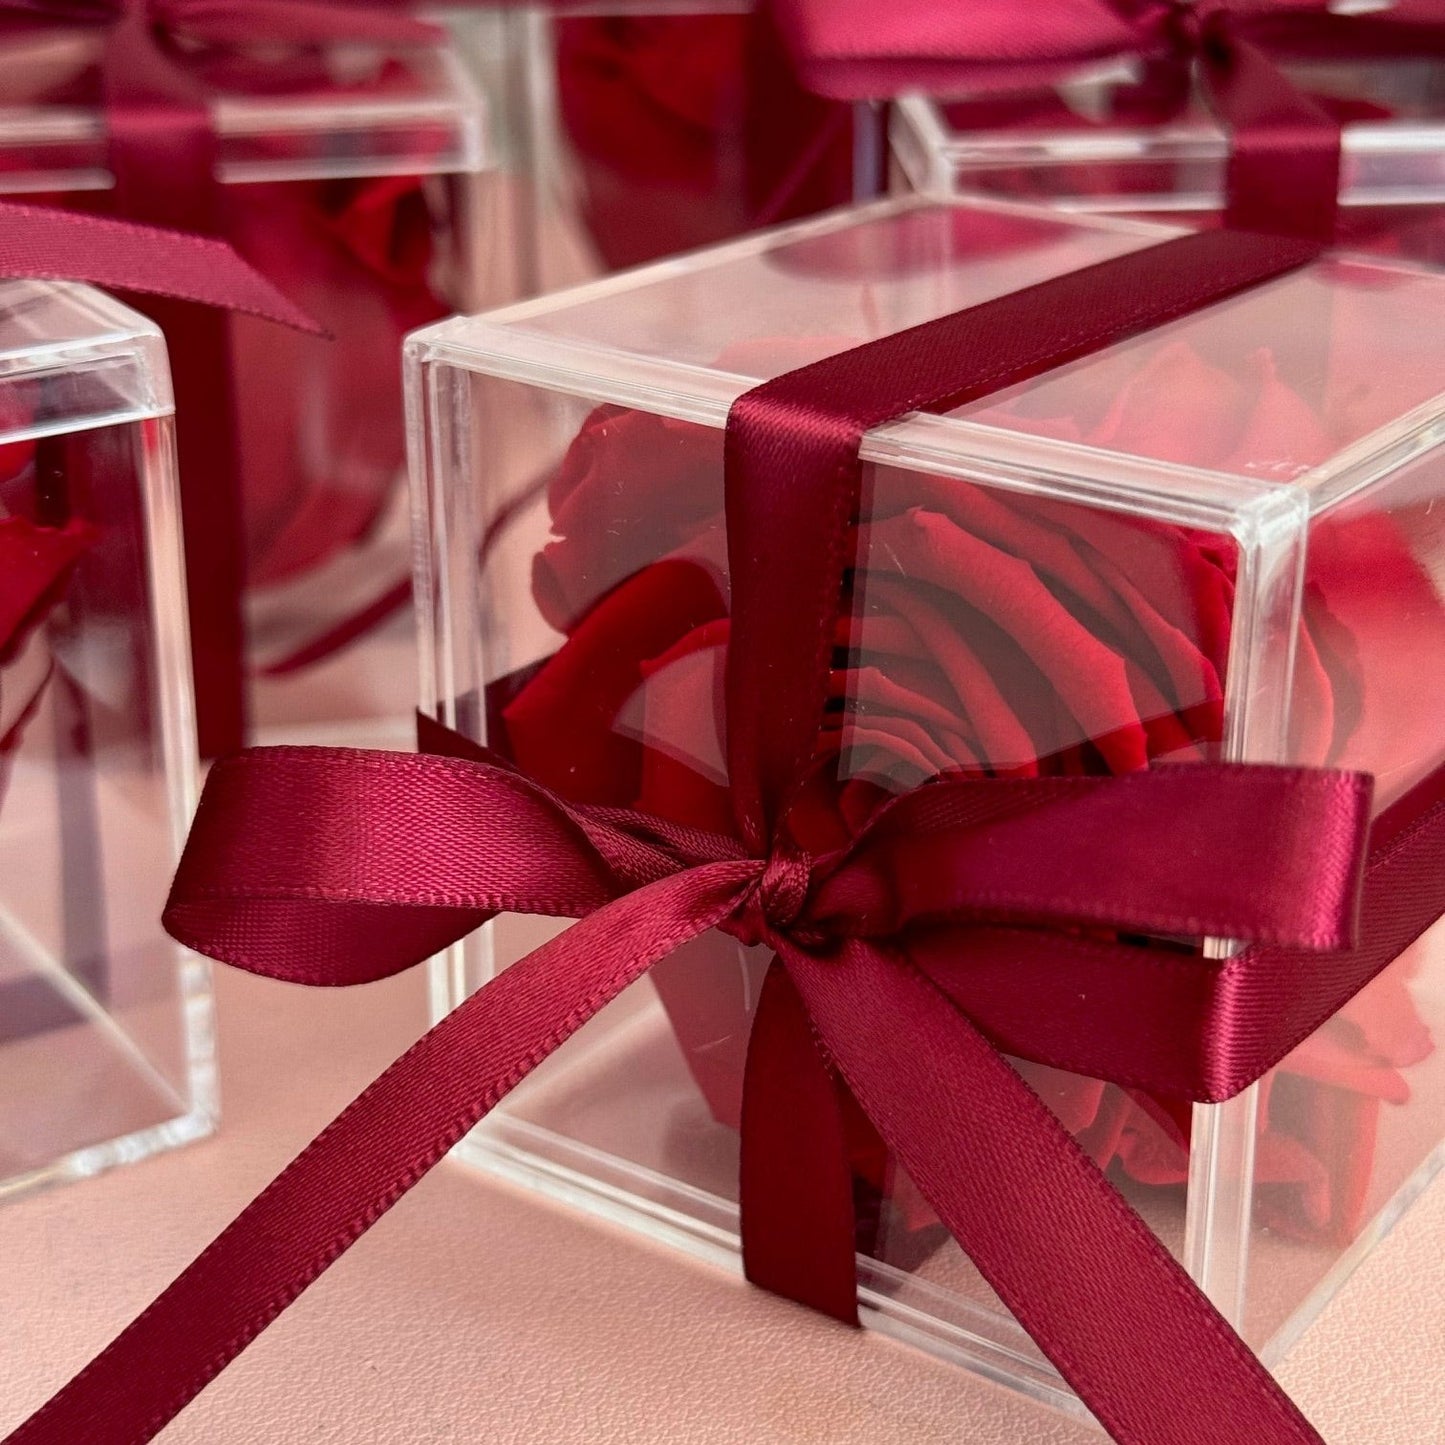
(407, 194, 1445, 1416)
(893, 56, 1445, 267)
(490, 1, 878, 291)
(0, 28, 493, 747)
(0, 278, 213, 1200)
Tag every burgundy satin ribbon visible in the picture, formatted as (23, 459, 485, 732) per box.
(769, 0, 1445, 243)
(0, 0, 442, 753)
(0, 199, 319, 325)
(10, 227, 1445, 1445)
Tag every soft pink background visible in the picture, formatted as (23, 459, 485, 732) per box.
(4, 957, 1445, 1444)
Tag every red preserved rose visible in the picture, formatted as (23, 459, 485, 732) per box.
(220, 169, 452, 591)
(553, 11, 863, 270)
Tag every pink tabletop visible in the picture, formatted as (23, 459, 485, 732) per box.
(3, 955, 1444, 1444)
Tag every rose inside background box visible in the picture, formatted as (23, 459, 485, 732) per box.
(0, 277, 211, 1200)
(405, 195, 1445, 1405)
(499, 1, 875, 290)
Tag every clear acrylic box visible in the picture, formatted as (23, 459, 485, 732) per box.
(407, 194, 1445, 1416)
(490, 1, 877, 291)
(893, 56, 1445, 266)
(0, 29, 492, 745)
(0, 278, 214, 1201)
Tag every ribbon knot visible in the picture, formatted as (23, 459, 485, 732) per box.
(1170, 0, 1229, 51)
(730, 844, 815, 947)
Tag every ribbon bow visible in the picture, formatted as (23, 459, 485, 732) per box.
(11, 226, 1445, 1445)
(770, 0, 1445, 241)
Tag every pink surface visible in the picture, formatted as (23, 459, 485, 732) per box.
(3, 960, 1445, 1443)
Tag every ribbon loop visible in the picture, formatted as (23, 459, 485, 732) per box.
(166, 744, 758, 987)
(813, 764, 1373, 949)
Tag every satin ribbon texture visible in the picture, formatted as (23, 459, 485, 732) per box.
(769, 0, 1445, 242)
(0, 198, 319, 327)
(11, 230, 1445, 1445)
(0, 0, 442, 753)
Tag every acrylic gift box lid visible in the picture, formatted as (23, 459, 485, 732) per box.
(406, 195, 1445, 1415)
(0, 278, 211, 1200)
(892, 56, 1445, 215)
(0, 278, 171, 423)
(0, 32, 488, 190)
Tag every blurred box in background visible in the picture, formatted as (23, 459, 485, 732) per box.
(0, 27, 492, 748)
(894, 56, 1445, 266)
